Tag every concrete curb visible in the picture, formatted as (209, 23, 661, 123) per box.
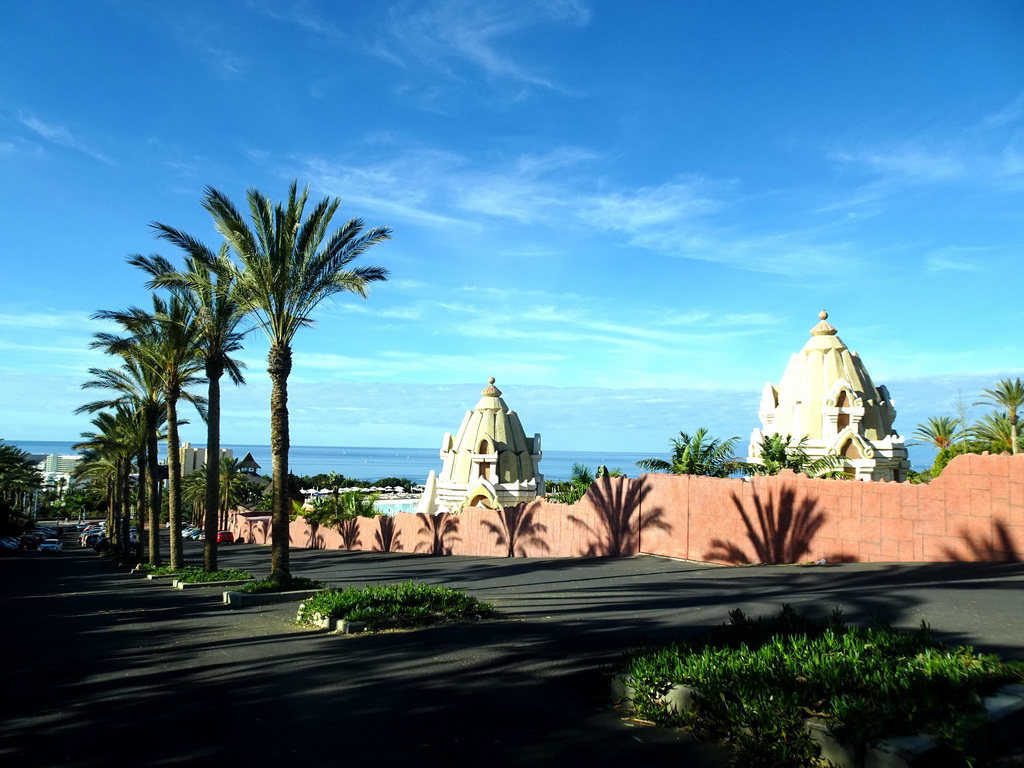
(611, 675, 1024, 767)
(222, 589, 320, 608)
(173, 578, 254, 590)
(146, 573, 179, 581)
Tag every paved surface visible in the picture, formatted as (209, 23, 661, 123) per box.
(2, 532, 1023, 767)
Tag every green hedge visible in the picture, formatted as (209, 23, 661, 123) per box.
(297, 580, 493, 630)
(619, 605, 1024, 767)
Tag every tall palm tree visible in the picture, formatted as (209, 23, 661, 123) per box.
(975, 378, 1024, 455)
(202, 181, 391, 583)
(130, 239, 247, 572)
(911, 416, 961, 451)
(73, 407, 142, 550)
(217, 456, 249, 530)
(78, 359, 167, 563)
(93, 294, 207, 568)
(636, 428, 744, 478)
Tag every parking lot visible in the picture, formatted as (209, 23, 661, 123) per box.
(2, 528, 1023, 766)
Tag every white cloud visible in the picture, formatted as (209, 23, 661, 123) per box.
(375, 0, 590, 90)
(17, 113, 112, 164)
(924, 246, 989, 273)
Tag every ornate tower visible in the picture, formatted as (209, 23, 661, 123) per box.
(417, 378, 544, 514)
(749, 311, 910, 481)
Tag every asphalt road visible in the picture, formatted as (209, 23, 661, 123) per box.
(2, 532, 1023, 767)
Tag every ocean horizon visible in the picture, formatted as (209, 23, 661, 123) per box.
(9, 439, 660, 483)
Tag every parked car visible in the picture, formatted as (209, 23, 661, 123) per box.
(216, 531, 234, 544)
(38, 538, 63, 553)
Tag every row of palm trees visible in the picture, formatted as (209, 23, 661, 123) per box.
(74, 181, 390, 582)
(0, 440, 44, 529)
(636, 428, 846, 479)
(913, 378, 1024, 468)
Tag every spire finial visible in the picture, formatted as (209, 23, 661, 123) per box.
(481, 377, 501, 396)
(810, 310, 837, 336)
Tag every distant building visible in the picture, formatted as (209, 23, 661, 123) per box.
(38, 454, 82, 474)
(237, 452, 261, 475)
(179, 442, 234, 475)
(418, 378, 544, 514)
(748, 311, 910, 482)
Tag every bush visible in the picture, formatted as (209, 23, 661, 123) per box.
(619, 605, 1024, 767)
(236, 575, 325, 593)
(297, 580, 493, 630)
(174, 567, 254, 583)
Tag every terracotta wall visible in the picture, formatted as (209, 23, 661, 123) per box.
(232, 453, 1024, 564)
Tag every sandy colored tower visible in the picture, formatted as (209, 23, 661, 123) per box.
(417, 378, 544, 514)
(748, 311, 910, 481)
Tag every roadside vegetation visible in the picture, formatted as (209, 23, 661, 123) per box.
(235, 575, 325, 593)
(297, 580, 493, 630)
(618, 605, 1024, 767)
(911, 377, 1024, 482)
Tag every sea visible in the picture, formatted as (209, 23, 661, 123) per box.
(10, 439, 657, 483)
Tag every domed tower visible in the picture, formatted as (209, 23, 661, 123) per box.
(417, 378, 543, 514)
(748, 312, 910, 481)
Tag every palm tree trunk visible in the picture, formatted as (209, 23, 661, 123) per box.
(167, 393, 184, 569)
(203, 362, 223, 572)
(136, 445, 147, 561)
(268, 343, 292, 584)
(147, 412, 161, 565)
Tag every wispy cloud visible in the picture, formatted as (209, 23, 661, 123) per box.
(924, 246, 989, 273)
(17, 113, 112, 163)
(828, 94, 1024, 193)
(374, 0, 589, 91)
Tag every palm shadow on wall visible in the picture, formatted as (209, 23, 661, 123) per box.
(482, 504, 549, 558)
(337, 519, 361, 551)
(704, 489, 829, 565)
(942, 519, 1021, 562)
(243, 519, 270, 545)
(415, 513, 461, 555)
(374, 515, 402, 552)
(568, 478, 670, 557)
(305, 521, 325, 550)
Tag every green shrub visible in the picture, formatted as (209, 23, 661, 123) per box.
(174, 567, 254, 583)
(619, 605, 1024, 767)
(236, 575, 325, 593)
(297, 580, 493, 630)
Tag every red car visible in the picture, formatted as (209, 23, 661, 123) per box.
(216, 531, 234, 543)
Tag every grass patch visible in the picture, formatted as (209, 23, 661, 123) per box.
(619, 605, 1024, 767)
(174, 566, 255, 583)
(297, 580, 493, 630)
(235, 575, 325, 594)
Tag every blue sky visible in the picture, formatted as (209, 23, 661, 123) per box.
(1, 1, 1021, 468)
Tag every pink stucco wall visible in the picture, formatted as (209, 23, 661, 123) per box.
(232, 453, 1024, 564)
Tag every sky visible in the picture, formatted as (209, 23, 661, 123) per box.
(1, 1, 1022, 469)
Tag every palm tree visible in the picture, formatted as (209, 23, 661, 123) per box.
(551, 462, 595, 504)
(636, 428, 744, 478)
(212, 456, 249, 530)
(73, 407, 143, 551)
(975, 378, 1024, 455)
(78, 359, 167, 563)
(202, 181, 391, 583)
(911, 416, 961, 451)
(130, 238, 247, 572)
(971, 412, 1022, 454)
(0, 440, 43, 526)
(746, 434, 848, 479)
(92, 294, 207, 568)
